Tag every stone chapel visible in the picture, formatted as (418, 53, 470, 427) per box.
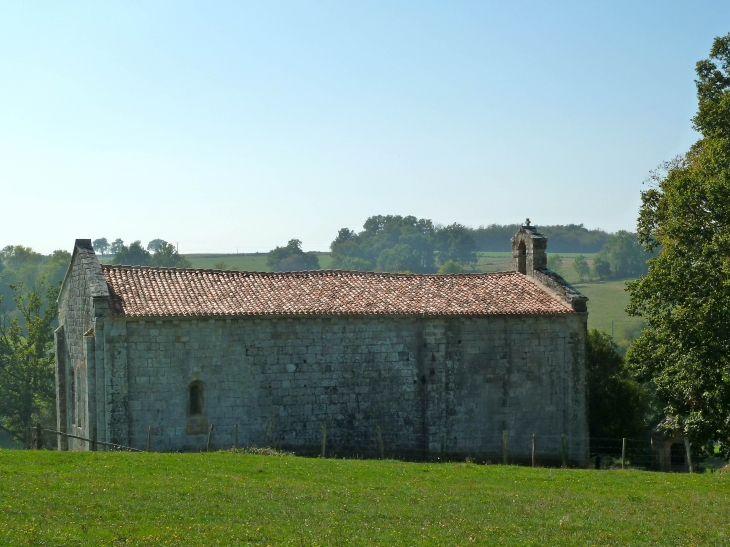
(55, 223, 589, 464)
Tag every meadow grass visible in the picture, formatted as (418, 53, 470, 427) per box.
(575, 280, 644, 350)
(1, 450, 728, 546)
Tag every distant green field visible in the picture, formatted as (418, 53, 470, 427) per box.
(184, 253, 333, 271)
(574, 280, 644, 350)
(1, 450, 729, 545)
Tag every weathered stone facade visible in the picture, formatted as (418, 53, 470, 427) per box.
(56, 227, 589, 464)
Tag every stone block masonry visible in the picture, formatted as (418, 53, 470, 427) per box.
(119, 313, 587, 462)
(56, 224, 590, 465)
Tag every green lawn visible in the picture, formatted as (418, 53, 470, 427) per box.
(1, 450, 728, 546)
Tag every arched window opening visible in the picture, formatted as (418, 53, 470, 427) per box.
(517, 241, 527, 275)
(189, 382, 204, 416)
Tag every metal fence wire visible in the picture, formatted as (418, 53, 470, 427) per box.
(32, 424, 700, 473)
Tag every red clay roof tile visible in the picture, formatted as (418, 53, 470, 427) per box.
(101, 267, 573, 318)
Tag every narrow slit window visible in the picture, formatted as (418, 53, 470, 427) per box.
(189, 382, 204, 416)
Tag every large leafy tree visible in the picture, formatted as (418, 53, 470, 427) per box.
(434, 223, 477, 269)
(267, 239, 320, 272)
(586, 330, 649, 440)
(113, 241, 151, 265)
(330, 215, 439, 273)
(92, 238, 109, 256)
(0, 282, 58, 445)
(626, 33, 730, 457)
(593, 231, 650, 280)
(150, 242, 191, 268)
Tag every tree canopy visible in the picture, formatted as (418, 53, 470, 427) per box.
(113, 240, 191, 268)
(329, 215, 478, 273)
(0, 283, 58, 445)
(266, 240, 320, 272)
(626, 33, 730, 457)
(586, 330, 649, 440)
(92, 238, 109, 256)
(593, 231, 651, 280)
(470, 223, 610, 253)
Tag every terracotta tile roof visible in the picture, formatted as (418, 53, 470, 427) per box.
(101, 266, 573, 318)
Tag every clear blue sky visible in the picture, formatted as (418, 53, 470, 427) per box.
(1, 2, 728, 254)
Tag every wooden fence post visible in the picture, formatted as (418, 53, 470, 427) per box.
(621, 438, 626, 470)
(377, 426, 384, 460)
(146, 426, 152, 452)
(502, 431, 508, 465)
(264, 419, 272, 447)
(684, 437, 694, 473)
(234, 424, 238, 450)
(207, 424, 214, 452)
(531, 434, 536, 468)
(561, 434, 567, 468)
(35, 424, 42, 449)
(321, 424, 327, 458)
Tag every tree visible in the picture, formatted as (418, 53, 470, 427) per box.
(600, 231, 650, 279)
(113, 241, 151, 266)
(437, 260, 465, 274)
(572, 255, 589, 281)
(93, 238, 109, 256)
(626, 33, 730, 457)
(147, 239, 166, 253)
(0, 282, 58, 445)
(150, 241, 191, 268)
(592, 255, 611, 280)
(0, 245, 44, 291)
(267, 240, 320, 272)
(434, 223, 477, 268)
(586, 330, 648, 440)
(377, 244, 421, 273)
(330, 215, 437, 273)
(547, 253, 564, 274)
(110, 238, 124, 255)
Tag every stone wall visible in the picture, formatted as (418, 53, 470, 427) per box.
(56, 239, 589, 463)
(121, 313, 588, 463)
(56, 240, 110, 450)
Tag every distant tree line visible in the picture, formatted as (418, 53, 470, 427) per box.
(326, 215, 477, 274)
(93, 238, 191, 268)
(561, 230, 653, 282)
(265, 217, 652, 276)
(471, 223, 610, 253)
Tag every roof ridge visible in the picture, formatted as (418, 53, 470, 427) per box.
(100, 264, 519, 277)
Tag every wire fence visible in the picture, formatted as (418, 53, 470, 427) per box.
(28, 423, 709, 473)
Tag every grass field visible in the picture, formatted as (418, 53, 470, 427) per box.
(1, 450, 728, 546)
(184, 253, 333, 271)
(574, 280, 644, 351)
